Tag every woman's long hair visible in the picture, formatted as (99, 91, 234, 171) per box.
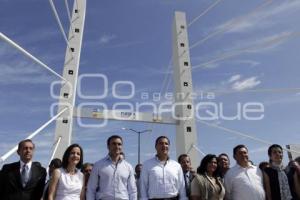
(197, 154, 218, 177)
(62, 143, 83, 169)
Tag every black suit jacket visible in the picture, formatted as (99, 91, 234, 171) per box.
(0, 170, 3, 197)
(184, 171, 195, 199)
(1, 161, 47, 200)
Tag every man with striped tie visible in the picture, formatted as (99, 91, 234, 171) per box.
(178, 154, 195, 200)
(1, 139, 46, 200)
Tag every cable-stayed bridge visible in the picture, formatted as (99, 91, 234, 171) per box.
(1, 0, 300, 168)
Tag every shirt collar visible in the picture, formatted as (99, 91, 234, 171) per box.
(20, 160, 32, 170)
(236, 163, 255, 169)
(155, 155, 169, 165)
(105, 154, 123, 163)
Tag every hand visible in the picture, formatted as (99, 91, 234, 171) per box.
(190, 168, 196, 176)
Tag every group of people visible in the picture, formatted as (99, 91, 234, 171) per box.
(179, 144, 300, 200)
(0, 136, 300, 200)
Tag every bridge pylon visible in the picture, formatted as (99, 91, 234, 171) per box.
(53, 0, 86, 159)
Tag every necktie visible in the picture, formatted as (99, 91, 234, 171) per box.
(21, 164, 29, 187)
(184, 172, 190, 197)
(185, 173, 190, 187)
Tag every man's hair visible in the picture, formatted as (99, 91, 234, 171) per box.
(178, 154, 189, 163)
(155, 136, 170, 146)
(49, 158, 62, 168)
(295, 156, 300, 164)
(81, 162, 93, 173)
(107, 135, 123, 146)
(218, 153, 229, 159)
(233, 144, 248, 156)
(217, 153, 230, 165)
(135, 163, 143, 171)
(18, 139, 35, 151)
(268, 144, 282, 157)
(82, 162, 93, 168)
(62, 143, 83, 169)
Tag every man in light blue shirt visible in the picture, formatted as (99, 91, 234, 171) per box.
(86, 135, 137, 200)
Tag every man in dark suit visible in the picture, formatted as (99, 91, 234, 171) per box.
(0, 169, 3, 197)
(1, 139, 47, 200)
(178, 154, 195, 200)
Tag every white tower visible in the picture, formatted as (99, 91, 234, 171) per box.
(53, 0, 86, 159)
(172, 11, 200, 167)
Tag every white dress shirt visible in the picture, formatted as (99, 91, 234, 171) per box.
(20, 160, 32, 174)
(86, 155, 137, 200)
(224, 164, 265, 200)
(140, 157, 187, 200)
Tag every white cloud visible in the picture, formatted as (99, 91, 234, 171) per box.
(233, 60, 260, 68)
(20, 28, 58, 45)
(228, 74, 241, 83)
(262, 94, 300, 107)
(99, 34, 116, 45)
(190, 1, 300, 71)
(217, 0, 300, 34)
(220, 31, 295, 55)
(34, 140, 53, 148)
(231, 76, 261, 91)
(0, 41, 57, 85)
(0, 43, 10, 56)
(217, 9, 271, 34)
(246, 31, 296, 53)
(193, 61, 220, 69)
(97, 34, 144, 48)
(0, 62, 55, 84)
(105, 41, 144, 48)
(0, 141, 18, 150)
(1, 62, 41, 74)
(249, 146, 268, 154)
(260, 0, 300, 22)
(193, 31, 295, 70)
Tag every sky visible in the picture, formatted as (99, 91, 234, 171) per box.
(1, 0, 300, 169)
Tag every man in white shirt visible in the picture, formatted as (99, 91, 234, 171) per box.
(86, 135, 137, 200)
(224, 144, 265, 200)
(140, 136, 187, 200)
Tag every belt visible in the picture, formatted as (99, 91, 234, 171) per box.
(149, 196, 179, 200)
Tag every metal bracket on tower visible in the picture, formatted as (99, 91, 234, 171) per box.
(172, 11, 200, 168)
(53, 0, 86, 159)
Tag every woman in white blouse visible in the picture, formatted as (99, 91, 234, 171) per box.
(48, 144, 85, 200)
